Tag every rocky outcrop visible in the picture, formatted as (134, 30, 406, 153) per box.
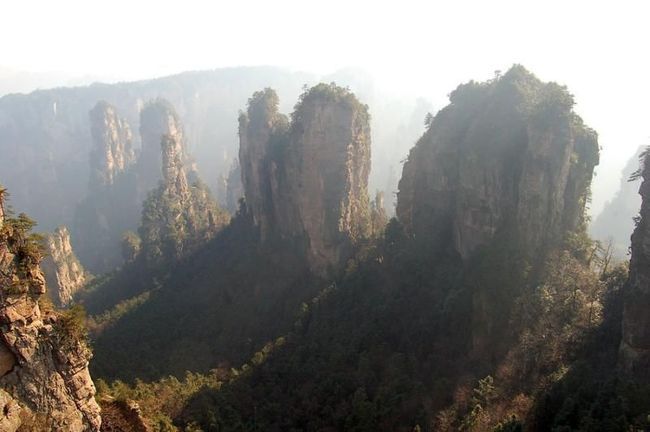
(99, 398, 150, 432)
(41, 226, 87, 307)
(239, 84, 371, 274)
(397, 65, 599, 260)
(138, 99, 197, 196)
(140, 111, 229, 265)
(620, 148, 650, 382)
(396, 66, 599, 355)
(89, 101, 135, 189)
(0, 188, 101, 431)
(74, 102, 141, 273)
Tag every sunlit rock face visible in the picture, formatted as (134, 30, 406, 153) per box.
(620, 149, 650, 382)
(239, 84, 371, 274)
(41, 226, 87, 307)
(0, 191, 101, 432)
(397, 65, 599, 260)
(88, 101, 135, 189)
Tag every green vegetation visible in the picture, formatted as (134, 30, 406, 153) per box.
(53, 304, 89, 349)
(66, 69, 647, 430)
(140, 178, 229, 266)
(291, 82, 371, 129)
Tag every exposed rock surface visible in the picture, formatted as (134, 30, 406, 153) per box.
(74, 102, 141, 273)
(620, 148, 650, 382)
(397, 65, 599, 260)
(89, 101, 135, 189)
(99, 398, 150, 432)
(239, 84, 371, 273)
(0, 188, 101, 431)
(139, 112, 229, 265)
(41, 226, 87, 307)
(0, 67, 315, 233)
(396, 66, 599, 354)
(138, 99, 197, 196)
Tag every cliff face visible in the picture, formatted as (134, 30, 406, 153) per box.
(239, 85, 371, 273)
(397, 66, 599, 260)
(620, 148, 650, 382)
(41, 226, 87, 307)
(138, 99, 198, 196)
(0, 67, 314, 233)
(88, 101, 135, 189)
(140, 112, 229, 265)
(396, 66, 599, 354)
(74, 102, 141, 273)
(0, 189, 101, 431)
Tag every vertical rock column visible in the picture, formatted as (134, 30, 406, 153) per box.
(620, 149, 650, 382)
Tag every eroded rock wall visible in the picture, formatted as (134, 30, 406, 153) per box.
(239, 84, 371, 274)
(41, 226, 87, 307)
(397, 65, 599, 260)
(0, 190, 101, 431)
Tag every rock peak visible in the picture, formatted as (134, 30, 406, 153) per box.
(138, 98, 196, 193)
(397, 65, 599, 260)
(139, 104, 228, 265)
(239, 84, 371, 274)
(89, 101, 135, 189)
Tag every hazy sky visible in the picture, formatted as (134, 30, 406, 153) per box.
(2, 0, 649, 214)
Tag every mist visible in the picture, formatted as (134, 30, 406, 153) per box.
(3, 0, 649, 216)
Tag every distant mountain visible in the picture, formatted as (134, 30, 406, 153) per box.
(0, 65, 115, 97)
(0, 66, 425, 273)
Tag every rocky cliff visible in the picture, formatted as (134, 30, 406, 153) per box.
(137, 99, 198, 196)
(620, 148, 650, 382)
(0, 188, 101, 431)
(397, 65, 599, 260)
(88, 101, 135, 189)
(0, 67, 316, 234)
(74, 102, 141, 273)
(396, 66, 599, 354)
(41, 226, 87, 307)
(239, 84, 371, 273)
(139, 110, 229, 265)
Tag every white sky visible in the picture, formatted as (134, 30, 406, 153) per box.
(2, 0, 649, 215)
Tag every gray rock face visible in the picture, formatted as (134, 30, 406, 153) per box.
(239, 85, 371, 274)
(74, 102, 141, 273)
(41, 226, 87, 307)
(0, 192, 101, 431)
(620, 148, 650, 382)
(89, 101, 135, 189)
(139, 108, 229, 265)
(138, 99, 197, 196)
(397, 65, 599, 260)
